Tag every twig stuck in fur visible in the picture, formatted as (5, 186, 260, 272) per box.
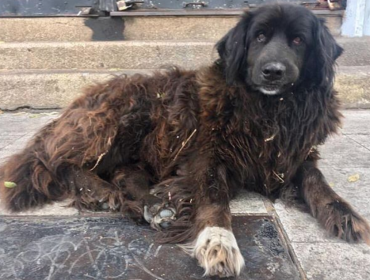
(306, 145, 317, 159)
(273, 170, 285, 183)
(90, 137, 112, 171)
(173, 129, 197, 161)
(264, 134, 276, 142)
(90, 152, 107, 171)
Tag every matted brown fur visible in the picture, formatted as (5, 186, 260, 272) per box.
(1, 4, 370, 248)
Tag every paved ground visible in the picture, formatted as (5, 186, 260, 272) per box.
(0, 110, 369, 280)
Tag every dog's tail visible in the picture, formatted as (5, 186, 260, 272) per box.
(0, 147, 68, 212)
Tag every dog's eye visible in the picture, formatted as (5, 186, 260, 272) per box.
(257, 33, 266, 43)
(292, 37, 302, 45)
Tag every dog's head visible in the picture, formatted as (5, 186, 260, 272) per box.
(216, 4, 343, 95)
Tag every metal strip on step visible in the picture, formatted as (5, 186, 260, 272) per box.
(110, 8, 344, 17)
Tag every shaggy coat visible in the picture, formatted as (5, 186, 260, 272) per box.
(1, 3, 369, 277)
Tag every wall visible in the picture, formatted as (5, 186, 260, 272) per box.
(342, 0, 370, 36)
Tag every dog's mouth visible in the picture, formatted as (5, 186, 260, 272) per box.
(257, 82, 295, 96)
(258, 84, 282, 95)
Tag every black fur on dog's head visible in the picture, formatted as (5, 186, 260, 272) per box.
(216, 4, 343, 95)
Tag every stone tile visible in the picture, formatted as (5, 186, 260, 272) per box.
(0, 133, 33, 154)
(292, 243, 370, 280)
(274, 200, 337, 243)
(0, 151, 16, 163)
(0, 199, 78, 216)
(0, 112, 57, 134)
(0, 113, 58, 163)
(345, 134, 370, 150)
(230, 190, 267, 214)
(319, 135, 370, 168)
(0, 140, 17, 151)
(319, 167, 370, 220)
(275, 166, 370, 279)
(79, 209, 122, 217)
(274, 167, 370, 243)
(0, 216, 300, 280)
(341, 110, 370, 135)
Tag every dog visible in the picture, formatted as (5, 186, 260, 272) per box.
(1, 3, 370, 278)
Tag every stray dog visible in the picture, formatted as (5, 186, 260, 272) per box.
(1, 4, 369, 278)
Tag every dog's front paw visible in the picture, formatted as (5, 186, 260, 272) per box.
(317, 199, 370, 245)
(182, 226, 245, 277)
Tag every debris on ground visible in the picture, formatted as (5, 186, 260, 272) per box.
(4, 181, 17, 188)
(348, 173, 360, 182)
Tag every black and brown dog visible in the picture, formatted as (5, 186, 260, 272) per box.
(1, 3, 369, 277)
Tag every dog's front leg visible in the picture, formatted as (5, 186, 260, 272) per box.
(183, 164, 245, 278)
(294, 160, 370, 244)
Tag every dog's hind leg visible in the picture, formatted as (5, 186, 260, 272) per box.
(294, 160, 370, 245)
(142, 177, 194, 231)
(0, 110, 120, 212)
(0, 149, 70, 212)
(0, 75, 156, 213)
(111, 167, 179, 228)
(109, 166, 165, 220)
(68, 165, 162, 217)
(0, 154, 120, 213)
(66, 167, 124, 212)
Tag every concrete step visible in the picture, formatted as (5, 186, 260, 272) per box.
(0, 41, 217, 70)
(0, 38, 369, 71)
(0, 14, 341, 43)
(0, 66, 369, 110)
(0, 69, 151, 110)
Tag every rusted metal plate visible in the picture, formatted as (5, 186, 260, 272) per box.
(0, 0, 102, 17)
(0, 216, 301, 280)
(0, 0, 325, 17)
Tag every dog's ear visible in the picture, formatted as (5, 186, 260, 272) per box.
(310, 17, 343, 88)
(316, 18, 343, 61)
(216, 12, 251, 84)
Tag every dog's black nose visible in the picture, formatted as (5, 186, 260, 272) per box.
(261, 63, 286, 81)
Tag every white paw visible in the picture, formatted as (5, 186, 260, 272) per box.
(181, 226, 245, 277)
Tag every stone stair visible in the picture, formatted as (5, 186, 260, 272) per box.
(0, 12, 369, 110)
